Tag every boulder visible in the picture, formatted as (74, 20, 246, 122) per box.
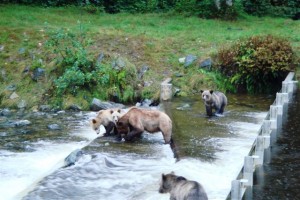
(10, 92, 19, 99)
(90, 98, 125, 111)
(97, 52, 105, 64)
(31, 68, 45, 81)
(0, 108, 11, 116)
(199, 58, 213, 70)
(184, 54, 197, 67)
(64, 149, 83, 167)
(137, 65, 149, 79)
(112, 57, 126, 71)
(39, 105, 51, 112)
(18, 100, 27, 109)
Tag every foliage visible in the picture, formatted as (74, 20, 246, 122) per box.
(216, 35, 297, 94)
(242, 0, 300, 18)
(1, 0, 239, 20)
(173, 0, 238, 20)
(46, 28, 139, 105)
(197, 68, 236, 93)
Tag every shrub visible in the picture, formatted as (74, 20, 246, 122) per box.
(175, 0, 238, 20)
(46, 28, 139, 105)
(216, 35, 296, 94)
(242, 0, 300, 18)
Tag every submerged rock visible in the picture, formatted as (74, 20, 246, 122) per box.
(64, 149, 83, 167)
(2, 120, 32, 128)
(0, 109, 11, 116)
(39, 105, 51, 112)
(47, 124, 61, 130)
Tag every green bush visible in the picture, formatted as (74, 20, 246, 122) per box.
(174, 0, 238, 20)
(216, 35, 296, 94)
(242, 0, 300, 17)
(46, 28, 139, 105)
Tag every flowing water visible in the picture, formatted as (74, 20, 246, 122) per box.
(0, 94, 274, 200)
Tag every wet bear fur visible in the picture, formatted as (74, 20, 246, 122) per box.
(91, 108, 122, 136)
(200, 90, 227, 116)
(159, 172, 208, 200)
(116, 107, 172, 144)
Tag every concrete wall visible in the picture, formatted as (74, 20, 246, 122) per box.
(228, 72, 298, 200)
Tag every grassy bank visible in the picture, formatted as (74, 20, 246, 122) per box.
(0, 5, 299, 110)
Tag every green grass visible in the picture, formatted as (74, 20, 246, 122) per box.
(0, 4, 299, 109)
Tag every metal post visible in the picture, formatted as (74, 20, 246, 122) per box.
(243, 156, 254, 187)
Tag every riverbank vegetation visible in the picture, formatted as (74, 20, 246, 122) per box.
(0, 2, 299, 110)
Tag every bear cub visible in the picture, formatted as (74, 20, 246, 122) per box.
(91, 108, 122, 136)
(159, 172, 208, 200)
(200, 90, 227, 116)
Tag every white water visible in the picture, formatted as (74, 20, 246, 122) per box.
(0, 113, 100, 200)
(0, 111, 267, 200)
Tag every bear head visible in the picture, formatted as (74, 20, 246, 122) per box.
(200, 90, 214, 102)
(159, 172, 186, 193)
(112, 109, 122, 124)
(116, 118, 130, 136)
(91, 109, 121, 134)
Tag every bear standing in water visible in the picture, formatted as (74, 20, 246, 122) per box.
(116, 107, 172, 144)
(115, 107, 180, 160)
(91, 108, 122, 136)
(159, 172, 208, 200)
(200, 90, 227, 116)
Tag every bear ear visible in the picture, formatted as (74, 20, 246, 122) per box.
(200, 90, 204, 93)
(92, 119, 97, 124)
(162, 174, 166, 180)
(210, 90, 214, 94)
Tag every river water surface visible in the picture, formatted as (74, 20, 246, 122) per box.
(0, 94, 274, 200)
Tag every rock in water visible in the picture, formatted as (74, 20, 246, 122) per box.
(64, 149, 83, 167)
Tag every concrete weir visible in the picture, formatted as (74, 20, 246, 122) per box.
(227, 72, 298, 200)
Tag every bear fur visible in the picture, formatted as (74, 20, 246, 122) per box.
(159, 172, 208, 200)
(116, 107, 172, 144)
(200, 90, 227, 116)
(91, 108, 122, 136)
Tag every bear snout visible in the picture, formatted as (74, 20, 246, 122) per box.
(159, 188, 165, 193)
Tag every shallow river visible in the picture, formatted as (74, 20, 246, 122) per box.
(0, 94, 273, 200)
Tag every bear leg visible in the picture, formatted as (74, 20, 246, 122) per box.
(218, 106, 225, 114)
(104, 121, 115, 137)
(126, 128, 143, 141)
(205, 106, 213, 116)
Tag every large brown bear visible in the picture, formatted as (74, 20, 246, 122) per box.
(116, 107, 172, 144)
(91, 108, 122, 136)
(159, 172, 208, 200)
(200, 90, 227, 117)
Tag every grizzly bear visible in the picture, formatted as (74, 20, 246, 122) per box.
(91, 108, 122, 136)
(200, 90, 227, 116)
(115, 107, 172, 144)
(159, 172, 208, 200)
